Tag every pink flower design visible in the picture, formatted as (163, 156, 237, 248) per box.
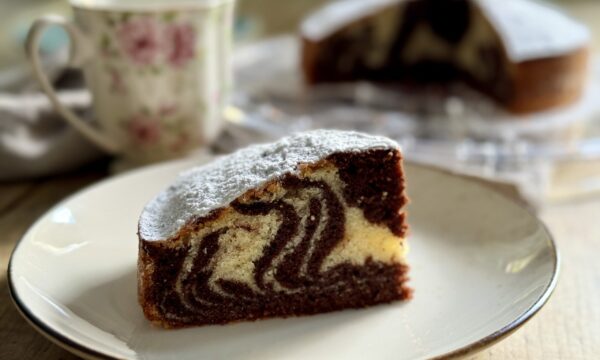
(128, 114, 161, 145)
(164, 23, 196, 68)
(158, 103, 178, 117)
(170, 133, 190, 153)
(108, 68, 126, 94)
(117, 18, 161, 65)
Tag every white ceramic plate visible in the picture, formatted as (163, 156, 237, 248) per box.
(9, 159, 558, 360)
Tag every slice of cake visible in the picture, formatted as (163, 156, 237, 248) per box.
(301, 0, 590, 113)
(138, 130, 410, 328)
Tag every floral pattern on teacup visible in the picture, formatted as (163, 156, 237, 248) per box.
(121, 104, 199, 155)
(105, 15, 197, 69)
(117, 17, 161, 65)
(127, 113, 162, 146)
(82, 4, 233, 161)
(107, 66, 127, 94)
(164, 23, 196, 68)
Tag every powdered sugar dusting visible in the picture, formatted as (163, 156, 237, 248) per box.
(478, 0, 589, 61)
(301, 0, 589, 62)
(301, 0, 399, 41)
(139, 130, 399, 241)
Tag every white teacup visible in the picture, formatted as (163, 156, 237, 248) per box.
(26, 0, 235, 163)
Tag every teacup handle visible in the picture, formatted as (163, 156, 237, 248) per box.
(26, 15, 120, 154)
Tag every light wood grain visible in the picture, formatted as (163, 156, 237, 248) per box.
(0, 166, 107, 360)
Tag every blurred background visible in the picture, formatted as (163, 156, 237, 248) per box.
(2, 0, 600, 204)
(1, 1, 598, 74)
(0, 0, 327, 89)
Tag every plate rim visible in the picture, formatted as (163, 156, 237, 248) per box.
(7, 160, 561, 360)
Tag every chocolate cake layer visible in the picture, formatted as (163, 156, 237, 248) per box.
(140, 242, 409, 327)
(329, 150, 407, 237)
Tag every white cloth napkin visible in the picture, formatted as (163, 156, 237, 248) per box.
(0, 88, 104, 181)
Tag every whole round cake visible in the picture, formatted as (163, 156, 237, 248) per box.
(301, 0, 590, 113)
(138, 130, 410, 328)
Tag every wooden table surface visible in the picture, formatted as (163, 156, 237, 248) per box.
(2, 2, 600, 359)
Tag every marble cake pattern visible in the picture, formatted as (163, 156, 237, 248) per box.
(138, 130, 410, 328)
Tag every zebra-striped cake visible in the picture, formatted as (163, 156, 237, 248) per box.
(137, 130, 411, 328)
